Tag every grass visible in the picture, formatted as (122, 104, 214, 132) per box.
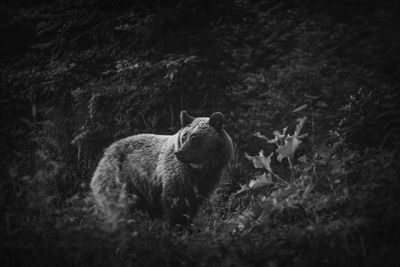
(1, 1, 399, 266)
(2, 127, 399, 267)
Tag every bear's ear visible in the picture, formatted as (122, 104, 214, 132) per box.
(180, 110, 194, 127)
(209, 112, 224, 130)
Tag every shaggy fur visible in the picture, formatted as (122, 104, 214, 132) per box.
(90, 111, 234, 226)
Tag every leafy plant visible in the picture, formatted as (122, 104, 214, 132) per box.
(336, 87, 400, 150)
(253, 117, 308, 180)
(230, 117, 358, 234)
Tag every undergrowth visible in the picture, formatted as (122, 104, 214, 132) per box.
(2, 114, 399, 267)
(1, 0, 400, 266)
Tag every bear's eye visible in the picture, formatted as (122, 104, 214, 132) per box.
(181, 131, 190, 142)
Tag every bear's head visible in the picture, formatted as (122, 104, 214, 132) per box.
(174, 110, 234, 169)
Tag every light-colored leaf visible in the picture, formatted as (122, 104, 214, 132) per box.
(235, 184, 250, 195)
(294, 117, 307, 137)
(274, 117, 307, 162)
(273, 130, 286, 139)
(293, 104, 308, 112)
(249, 173, 273, 189)
(298, 133, 309, 139)
(244, 150, 274, 172)
(253, 132, 269, 141)
(267, 135, 279, 144)
(276, 136, 302, 162)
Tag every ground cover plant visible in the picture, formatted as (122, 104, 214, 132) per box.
(1, 0, 399, 266)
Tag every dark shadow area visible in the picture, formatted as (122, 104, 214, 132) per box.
(1, 0, 399, 266)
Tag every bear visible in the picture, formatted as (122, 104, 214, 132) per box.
(90, 110, 234, 226)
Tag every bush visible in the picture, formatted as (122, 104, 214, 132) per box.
(336, 87, 400, 150)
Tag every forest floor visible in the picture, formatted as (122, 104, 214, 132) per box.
(1, 1, 399, 266)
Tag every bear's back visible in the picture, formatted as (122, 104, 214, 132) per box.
(110, 134, 170, 182)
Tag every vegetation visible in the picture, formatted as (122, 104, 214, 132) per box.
(1, 0, 399, 266)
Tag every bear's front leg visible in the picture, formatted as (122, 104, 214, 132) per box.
(161, 182, 200, 227)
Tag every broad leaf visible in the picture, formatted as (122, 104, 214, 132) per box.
(276, 136, 303, 162)
(275, 117, 308, 162)
(244, 150, 273, 172)
(249, 173, 273, 189)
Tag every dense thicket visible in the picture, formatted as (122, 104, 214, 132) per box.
(1, 0, 399, 266)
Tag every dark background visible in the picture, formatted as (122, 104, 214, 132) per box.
(1, 0, 399, 266)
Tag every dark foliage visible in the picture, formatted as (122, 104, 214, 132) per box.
(1, 0, 399, 266)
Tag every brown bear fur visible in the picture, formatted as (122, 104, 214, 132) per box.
(90, 111, 234, 226)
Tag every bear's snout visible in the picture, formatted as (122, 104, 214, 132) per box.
(174, 150, 183, 159)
